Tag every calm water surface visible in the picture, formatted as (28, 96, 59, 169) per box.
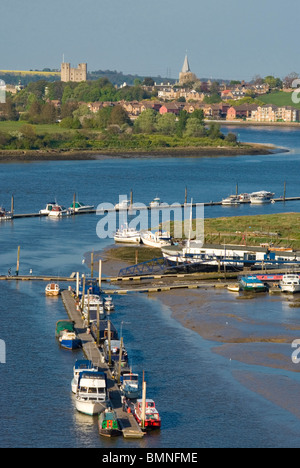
(0, 126, 300, 448)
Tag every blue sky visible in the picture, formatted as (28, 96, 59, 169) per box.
(1, 0, 299, 81)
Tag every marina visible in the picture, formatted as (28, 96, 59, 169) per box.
(2, 126, 300, 448)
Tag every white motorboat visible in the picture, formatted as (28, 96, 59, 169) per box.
(115, 199, 130, 210)
(45, 283, 60, 296)
(39, 202, 58, 215)
(75, 371, 108, 415)
(221, 195, 240, 206)
(71, 360, 98, 394)
(82, 294, 105, 321)
(104, 296, 115, 311)
(48, 205, 70, 217)
(280, 274, 300, 293)
(250, 191, 275, 204)
(69, 201, 94, 213)
(238, 193, 251, 203)
(149, 197, 162, 208)
(114, 224, 141, 244)
(0, 207, 13, 220)
(141, 230, 172, 248)
(227, 283, 240, 292)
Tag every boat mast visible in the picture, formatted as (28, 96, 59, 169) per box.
(141, 370, 146, 430)
(187, 198, 193, 249)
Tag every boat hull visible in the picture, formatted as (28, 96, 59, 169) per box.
(134, 413, 161, 430)
(60, 338, 82, 350)
(75, 398, 107, 416)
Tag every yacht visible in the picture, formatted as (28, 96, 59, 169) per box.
(104, 296, 115, 312)
(120, 373, 140, 400)
(221, 195, 240, 206)
(250, 191, 275, 204)
(141, 230, 172, 248)
(280, 274, 300, 293)
(75, 371, 108, 415)
(114, 224, 141, 244)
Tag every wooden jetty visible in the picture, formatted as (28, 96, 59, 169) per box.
(60, 289, 144, 439)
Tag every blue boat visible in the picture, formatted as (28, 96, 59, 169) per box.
(55, 320, 82, 350)
(239, 276, 267, 292)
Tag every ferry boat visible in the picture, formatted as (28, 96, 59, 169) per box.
(280, 274, 300, 293)
(69, 201, 94, 213)
(141, 230, 172, 248)
(134, 399, 161, 430)
(45, 283, 60, 296)
(221, 195, 240, 206)
(239, 276, 267, 292)
(0, 207, 13, 220)
(75, 371, 108, 415)
(98, 408, 121, 437)
(71, 360, 98, 394)
(250, 191, 275, 204)
(114, 223, 141, 244)
(120, 373, 140, 400)
(55, 320, 81, 350)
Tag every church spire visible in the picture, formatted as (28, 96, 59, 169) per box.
(181, 53, 190, 74)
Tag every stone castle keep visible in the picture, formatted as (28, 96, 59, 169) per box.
(61, 62, 87, 82)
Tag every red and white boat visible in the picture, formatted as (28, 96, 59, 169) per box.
(134, 399, 161, 429)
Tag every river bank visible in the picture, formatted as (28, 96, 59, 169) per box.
(0, 142, 276, 162)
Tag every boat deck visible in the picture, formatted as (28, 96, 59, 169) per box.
(61, 290, 144, 439)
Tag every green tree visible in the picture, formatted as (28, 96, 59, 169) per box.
(155, 113, 177, 135)
(134, 109, 157, 133)
(185, 118, 207, 137)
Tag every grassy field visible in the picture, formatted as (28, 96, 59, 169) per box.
(0, 121, 74, 135)
(259, 91, 300, 109)
(204, 213, 300, 249)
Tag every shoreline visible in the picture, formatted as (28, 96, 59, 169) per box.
(0, 142, 279, 162)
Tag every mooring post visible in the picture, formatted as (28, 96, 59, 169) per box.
(11, 195, 14, 216)
(91, 252, 94, 278)
(16, 246, 20, 276)
(98, 260, 102, 289)
(283, 181, 286, 202)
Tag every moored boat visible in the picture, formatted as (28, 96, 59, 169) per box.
(98, 408, 121, 437)
(149, 197, 162, 208)
(45, 283, 60, 296)
(71, 360, 98, 394)
(69, 201, 94, 213)
(114, 223, 141, 244)
(227, 283, 240, 292)
(104, 296, 115, 311)
(221, 195, 240, 206)
(239, 276, 267, 292)
(280, 274, 300, 293)
(75, 371, 108, 415)
(103, 339, 128, 366)
(55, 320, 81, 350)
(120, 373, 140, 400)
(141, 230, 172, 247)
(48, 205, 69, 217)
(0, 207, 13, 220)
(250, 191, 275, 204)
(115, 199, 130, 210)
(39, 202, 58, 215)
(133, 399, 161, 430)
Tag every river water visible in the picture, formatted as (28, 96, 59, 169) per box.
(0, 126, 300, 448)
